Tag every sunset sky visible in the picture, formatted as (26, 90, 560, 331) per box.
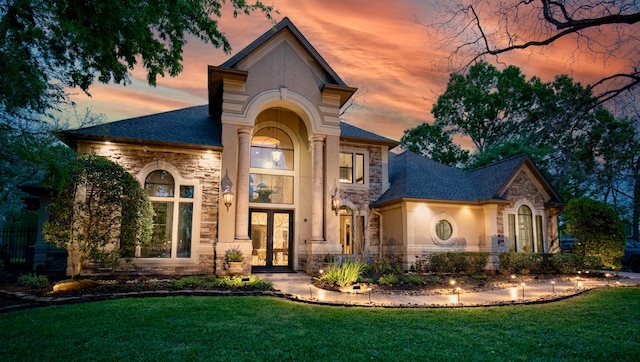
(70, 0, 624, 141)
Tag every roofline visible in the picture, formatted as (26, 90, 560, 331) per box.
(340, 136, 400, 148)
(57, 133, 223, 152)
(372, 197, 511, 209)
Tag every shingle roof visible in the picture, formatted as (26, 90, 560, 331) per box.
(340, 122, 399, 147)
(374, 152, 562, 205)
(374, 151, 478, 204)
(469, 154, 529, 200)
(59, 105, 222, 149)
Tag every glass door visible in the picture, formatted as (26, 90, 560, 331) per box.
(250, 209, 293, 271)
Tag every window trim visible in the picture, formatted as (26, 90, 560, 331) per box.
(430, 213, 458, 246)
(339, 147, 369, 188)
(504, 200, 546, 253)
(137, 162, 201, 260)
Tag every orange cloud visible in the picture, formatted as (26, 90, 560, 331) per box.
(70, 0, 633, 142)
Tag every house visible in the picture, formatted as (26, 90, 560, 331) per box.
(57, 18, 563, 276)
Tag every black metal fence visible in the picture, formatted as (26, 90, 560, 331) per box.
(1, 227, 36, 272)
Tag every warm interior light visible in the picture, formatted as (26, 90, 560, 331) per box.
(222, 186, 234, 212)
(271, 148, 282, 166)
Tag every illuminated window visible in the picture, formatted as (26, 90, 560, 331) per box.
(251, 127, 294, 170)
(142, 170, 193, 258)
(339, 152, 365, 184)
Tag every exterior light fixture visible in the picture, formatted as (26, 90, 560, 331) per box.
(456, 287, 461, 304)
(551, 280, 555, 294)
(521, 283, 526, 299)
(331, 193, 342, 215)
(222, 186, 234, 212)
(221, 169, 234, 212)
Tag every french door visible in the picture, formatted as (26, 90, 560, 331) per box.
(249, 209, 293, 271)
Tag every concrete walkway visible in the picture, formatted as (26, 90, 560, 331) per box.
(262, 272, 640, 308)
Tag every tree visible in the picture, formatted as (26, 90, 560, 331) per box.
(563, 197, 626, 269)
(0, 0, 273, 117)
(424, 0, 640, 106)
(400, 121, 469, 167)
(43, 155, 153, 277)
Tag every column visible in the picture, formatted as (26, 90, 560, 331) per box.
(235, 126, 252, 240)
(310, 135, 325, 242)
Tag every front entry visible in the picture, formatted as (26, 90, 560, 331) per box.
(249, 209, 293, 272)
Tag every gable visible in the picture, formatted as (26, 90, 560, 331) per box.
(501, 169, 548, 209)
(222, 17, 346, 87)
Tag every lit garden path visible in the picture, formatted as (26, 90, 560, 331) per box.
(265, 272, 638, 307)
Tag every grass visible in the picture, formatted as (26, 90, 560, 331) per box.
(1, 288, 639, 361)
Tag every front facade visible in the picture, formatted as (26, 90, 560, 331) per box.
(58, 18, 563, 276)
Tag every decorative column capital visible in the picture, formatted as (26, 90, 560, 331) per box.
(238, 126, 253, 136)
(310, 134, 326, 143)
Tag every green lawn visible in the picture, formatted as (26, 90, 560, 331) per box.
(1, 288, 639, 361)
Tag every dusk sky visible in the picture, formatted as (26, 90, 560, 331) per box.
(70, 0, 624, 141)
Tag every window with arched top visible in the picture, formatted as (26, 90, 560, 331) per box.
(249, 126, 295, 204)
(250, 127, 294, 170)
(142, 170, 194, 258)
(517, 205, 534, 252)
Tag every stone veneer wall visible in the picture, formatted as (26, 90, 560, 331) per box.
(86, 143, 222, 275)
(339, 143, 384, 261)
(503, 170, 546, 208)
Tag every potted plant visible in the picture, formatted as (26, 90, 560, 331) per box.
(226, 246, 244, 275)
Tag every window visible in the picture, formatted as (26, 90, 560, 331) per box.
(142, 170, 193, 258)
(249, 174, 294, 204)
(251, 127, 294, 170)
(435, 220, 453, 241)
(431, 214, 457, 246)
(340, 152, 365, 184)
(507, 203, 544, 253)
(518, 205, 534, 252)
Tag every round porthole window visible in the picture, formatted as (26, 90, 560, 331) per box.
(435, 219, 453, 241)
(430, 213, 458, 246)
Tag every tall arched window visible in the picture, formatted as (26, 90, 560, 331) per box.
(517, 205, 534, 252)
(142, 170, 193, 258)
(250, 126, 295, 204)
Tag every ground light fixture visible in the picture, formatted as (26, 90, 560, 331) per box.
(521, 283, 526, 299)
(511, 274, 516, 286)
(367, 287, 372, 303)
(456, 287, 461, 304)
(551, 280, 555, 294)
(308, 283, 313, 299)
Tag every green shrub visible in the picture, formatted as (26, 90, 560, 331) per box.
(428, 252, 490, 274)
(472, 273, 488, 280)
(213, 276, 272, 289)
(406, 274, 426, 285)
(317, 259, 367, 287)
(16, 273, 50, 289)
(369, 259, 403, 275)
(549, 254, 601, 274)
(499, 252, 539, 274)
(425, 275, 444, 284)
(378, 274, 399, 286)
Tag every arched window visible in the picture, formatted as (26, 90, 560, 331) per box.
(142, 170, 193, 258)
(250, 127, 294, 170)
(250, 126, 295, 204)
(517, 205, 534, 252)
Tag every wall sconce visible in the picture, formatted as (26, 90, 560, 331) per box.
(221, 169, 234, 212)
(222, 186, 234, 212)
(331, 193, 342, 215)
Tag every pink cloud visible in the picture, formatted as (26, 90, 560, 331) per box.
(70, 0, 632, 143)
